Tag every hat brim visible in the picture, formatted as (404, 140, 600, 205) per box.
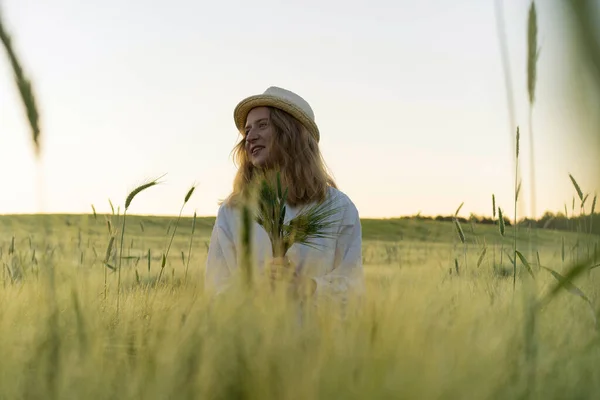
(233, 95, 320, 142)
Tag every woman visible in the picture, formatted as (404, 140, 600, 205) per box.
(204, 86, 364, 303)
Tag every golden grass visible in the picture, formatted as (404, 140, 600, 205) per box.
(0, 216, 598, 399)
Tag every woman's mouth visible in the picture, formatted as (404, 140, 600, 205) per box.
(252, 146, 264, 156)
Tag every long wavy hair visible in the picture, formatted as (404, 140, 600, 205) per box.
(224, 107, 337, 208)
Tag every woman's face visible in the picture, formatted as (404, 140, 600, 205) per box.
(244, 107, 275, 167)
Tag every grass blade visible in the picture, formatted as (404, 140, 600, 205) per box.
(104, 263, 116, 271)
(184, 211, 197, 282)
(541, 256, 596, 304)
(477, 247, 487, 268)
(162, 183, 195, 284)
(498, 208, 505, 236)
(590, 193, 597, 234)
(454, 219, 466, 244)
(541, 266, 590, 303)
(515, 250, 535, 278)
(516, 126, 520, 159)
(0, 11, 42, 156)
(569, 173, 584, 203)
(455, 202, 464, 217)
(505, 251, 515, 267)
(104, 236, 115, 265)
(527, 1, 539, 105)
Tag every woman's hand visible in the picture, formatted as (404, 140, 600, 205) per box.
(269, 256, 316, 297)
(269, 256, 295, 282)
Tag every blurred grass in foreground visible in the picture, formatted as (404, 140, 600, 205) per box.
(0, 213, 598, 398)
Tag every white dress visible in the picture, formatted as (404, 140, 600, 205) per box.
(204, 186, 364, 302)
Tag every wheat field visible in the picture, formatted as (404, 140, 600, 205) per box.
(0, 212, 598, 399)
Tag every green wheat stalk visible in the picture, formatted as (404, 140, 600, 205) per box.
(254, 171, 344, 260)
(103, 235, 115, 300)
(184, 211, 197, 282)
(147, 248, 151, 275)
(241, 199, 253, 289)
(498, 206, 505, 268)
(453, 202, 467, 271)
(158, 184, 195, 284)
(454, 258, 460, 275)
(454, 218, 465, 244)
(0, 9, 41, 156)
(513, 127, 520, 290)
(494, 0, 520, 184)
(492, 194, 497, 267)
(518, 247, 537, 398)
(569, 173, 586, 259)
(455, 202, 464, 217)
(569, 173, 584, 206)
(538, 255, 598, 331)
(515, 250, 535, 278)
(527, 0, 540, 221)
(590, 193, 596, 234)
(476, 246, 487, 268)
(117, 175, 164, 312)
(567, 1, 600, 92)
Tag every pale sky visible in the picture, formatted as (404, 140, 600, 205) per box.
(1, 0, 599, 219)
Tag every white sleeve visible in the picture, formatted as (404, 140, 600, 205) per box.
(312, 200, 365, 301)
(204, 205, 238, 296)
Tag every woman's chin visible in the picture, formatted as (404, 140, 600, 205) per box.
(250, 156, 271, 168)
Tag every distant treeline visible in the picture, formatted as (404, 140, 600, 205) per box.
(403, 212, 600, 235)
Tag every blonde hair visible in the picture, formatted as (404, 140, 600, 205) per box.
(224, 107, 336, 207)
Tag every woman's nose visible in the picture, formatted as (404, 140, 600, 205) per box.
(246, 128, 258, 142)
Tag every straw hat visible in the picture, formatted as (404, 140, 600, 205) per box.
(233, 86, 320, 142)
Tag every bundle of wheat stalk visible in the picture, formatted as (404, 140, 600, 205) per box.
(251, 171, 343, 262)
